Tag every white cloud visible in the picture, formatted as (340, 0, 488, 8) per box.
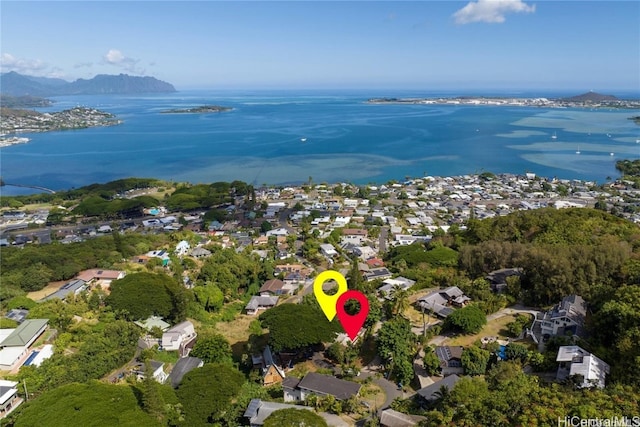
(0, 53, 48, 74)
(453, 0, 535, 24)
(102, 49, 145, 75)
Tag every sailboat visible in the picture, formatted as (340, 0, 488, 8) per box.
(551, 132, 557, 140)
(576, 145, 581, 155)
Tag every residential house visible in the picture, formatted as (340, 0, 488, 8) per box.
(167, 356, 203, 388)
(189, 247, 212, 259)
(556, 346, 609, 388)
(363, 267, 392, 282)
(76, 269, 126, 290)
(0, 380, 21, 419)
(365, 258, 385, 268)
(0, 319, 49, 371)
(320, 243, 338, 258)
(340, 228, 368, 246)
(41, 279, 87, 301)
(144, 249, 171, 266)
(416, 286, 470, 318)
(274, 264, 311, 277)
(245, 296, 279, 315)
(283, 372, 361, 402)
(135, 316, 171, 333)
(5, 309, 29, 324)
(416, 374, 461, 403)
(132, 360, 168, 383)
(380, 408, 426, 427)
(537, 295, 587, 339)
(282, 272, 306, 290)
(435, 346, 464, 376)
(485, 268, 522, 293)
(377, 277, 416, 299)
(175, 240, 191, 257)
(244, 399, 327, 427)
(161, 321, 197, 355)
(258, 279, 288, 296)
(252, 346, 287, 386)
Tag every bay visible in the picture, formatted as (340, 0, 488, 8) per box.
(1, 89, 639, 195)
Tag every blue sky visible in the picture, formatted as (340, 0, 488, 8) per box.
(1, 1, 639, 91)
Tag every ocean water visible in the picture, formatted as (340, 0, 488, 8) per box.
(1, 89, 639, 195)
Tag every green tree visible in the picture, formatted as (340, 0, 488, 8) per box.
(20, 263, 53, 291)
(461, 345, 490, 375)
(190, 333, 233, 365)
(504, 343, 530, 363)
(176, 364, 245, 426)
(423, 346, 441, 376)
(443, 304, 487, 334)
(107, 272, 190, 322)
(259, 303, 342, 352)
(192, 283, 224, 311)
(264, 408, 328, 426)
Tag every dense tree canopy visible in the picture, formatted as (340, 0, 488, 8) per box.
(263, 408, 328, 427)
(259, 303, 342, 352)
(190, 333, 233, 365)
(107, 272, 190, 322)
(13, 381, 160, 427)
(443, 304, 487, 334)
(197, 247, 268, 298)
(376, 317, 417, 386)
(176, 363, 245, 426)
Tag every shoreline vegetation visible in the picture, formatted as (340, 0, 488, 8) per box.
(159, 105, 232, 114)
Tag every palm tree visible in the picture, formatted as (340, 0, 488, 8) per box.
(390, 285, 409, 316)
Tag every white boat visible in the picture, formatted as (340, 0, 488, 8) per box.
(551, 132, 557, 139)
(610, 152, 614, 156)
(576, 146, 581, 155)
(300, 138, 307, 142)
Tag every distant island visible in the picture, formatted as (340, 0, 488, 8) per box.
(160, 105, 232, 114)
(368, 91, 640, 110)
(0, 71, 176, 97)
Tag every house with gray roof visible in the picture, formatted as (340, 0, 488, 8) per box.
(538, 295, 587, 338)
(416, 374, 461, 403)
(435, 346, 464, 376)
(0, 380, 21, 419)
(380, 408, 426, 426)
(416, 286, 470, 318)
(245, 295, 279, 315)
(167, 356, 203, 388)
(243, 399, 347, 427)
(283, 372, 361, 402)
(41, 279, 87, 301)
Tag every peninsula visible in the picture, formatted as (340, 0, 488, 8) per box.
(0, 106, 122, 147)
(368, 91, 640, 110)
(160, 105, 232, 114)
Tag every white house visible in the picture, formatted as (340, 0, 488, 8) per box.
(538, 295, 587, 338)
(0, 380, 21, 419)
(556, 346, 609, 388)
(175, 240, 191, 257)
(320, 243, 338, 258)
(161, 321, 196, 353)
(0, 319, 49, 371)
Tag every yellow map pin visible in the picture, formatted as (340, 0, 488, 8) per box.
(313, 270, 348, 321)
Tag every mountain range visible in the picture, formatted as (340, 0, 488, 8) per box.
(0, 71, 176, 96)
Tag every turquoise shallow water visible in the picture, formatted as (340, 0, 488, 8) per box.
(1, 89, 639, 194)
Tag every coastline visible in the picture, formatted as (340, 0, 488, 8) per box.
(0, 136, 30, 148)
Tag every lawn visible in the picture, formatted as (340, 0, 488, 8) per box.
(445, 314, 518, 347)
(27, 280, 66, 301)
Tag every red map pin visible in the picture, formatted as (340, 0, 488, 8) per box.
(336, 290, 370, 341)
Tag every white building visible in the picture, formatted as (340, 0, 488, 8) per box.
(556, 346, 609, 389)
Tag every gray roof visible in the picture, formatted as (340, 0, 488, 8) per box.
(282, 376, 301, 389)
(5, 309, 29, 324)
(167, 357, 203, 388)
(243, 399, 314, 425)
(245, 295, 279, 311)
(551, 295, 587, 324)
(297, 372, 361, 400)
(380, 408, 425, 426)
(417, 374, 461, 400)
(41, 279, 86, 301)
